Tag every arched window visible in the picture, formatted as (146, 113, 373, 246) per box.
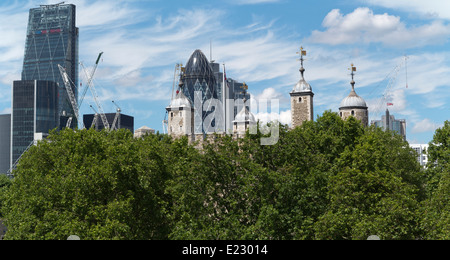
(298, 97, 302, 103)
(351, 110, 355, 116)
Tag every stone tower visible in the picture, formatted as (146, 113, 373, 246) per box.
(290, 47, 314, 128)
(166, 79, 195, 138)
(339, 64, 368, 127)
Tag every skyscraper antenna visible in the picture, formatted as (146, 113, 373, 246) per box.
(210, 39, 214, 63)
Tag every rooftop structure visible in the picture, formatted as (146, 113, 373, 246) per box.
(134, 126, 156, 138)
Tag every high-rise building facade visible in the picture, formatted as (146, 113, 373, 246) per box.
(371, 109, 406, 140)
(181, 50, 219, 134)
(0, 114, 11, 174)
(83, 113, 134, 133)
(22, 3, 79, 128)
(209, 61, 249, 133)
(11, 80, 59, 167)
(410, 144, 429, 167)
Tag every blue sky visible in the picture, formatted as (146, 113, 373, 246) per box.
(0, 0, 449, 144)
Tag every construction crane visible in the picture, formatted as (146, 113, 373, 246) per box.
(79, 52, 103, 109)
(111, 101, 121, 131)
(80, 52, 110, 130)
(164, 63, 185, 134)
(89, 105, 99, 130)
(58, 64, 79, 128)
(370, 55, 409, 117)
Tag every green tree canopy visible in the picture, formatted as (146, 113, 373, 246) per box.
(421, 121, 450, 240)
(0, 112, 435, 240)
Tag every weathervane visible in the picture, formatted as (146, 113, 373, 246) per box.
(240, 82, 249, 102)
(349, 63, 357, 90)
(296, 46, 307, 79)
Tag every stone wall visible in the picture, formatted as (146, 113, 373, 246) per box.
(291, 94, 313, 128)
(340, 108, 368, 127)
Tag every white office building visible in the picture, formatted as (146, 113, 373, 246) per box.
(410, 144, 429, 167)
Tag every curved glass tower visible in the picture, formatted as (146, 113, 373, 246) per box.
(182, 50, 219, 134)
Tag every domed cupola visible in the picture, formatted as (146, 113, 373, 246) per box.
(339, 64, 369, 127)
(339, 64, 367, 109)
(291, 48, 312, 94)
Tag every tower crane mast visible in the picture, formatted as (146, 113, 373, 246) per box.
(80, 53, 110, 130)
(58, 64, 79, 128)
(371, 55, 409, 117)
(111, 101, 121, 131)
(79, 52, 103, 108)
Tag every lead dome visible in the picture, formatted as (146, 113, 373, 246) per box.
(339, 88, 367, 108)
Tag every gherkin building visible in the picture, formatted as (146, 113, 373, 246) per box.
(181, 49, 221, 134)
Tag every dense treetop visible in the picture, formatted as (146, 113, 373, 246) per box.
(0, 111, 448, 240)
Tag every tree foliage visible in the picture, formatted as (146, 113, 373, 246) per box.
(421, 121, 450, 239)
(0, 113, 445, 240)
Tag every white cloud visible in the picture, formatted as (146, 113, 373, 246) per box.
(308, 7, 450, 48)
(364, 0, 450, 20)
(255, 110, 291, 126)
(412, 118, 443, 133)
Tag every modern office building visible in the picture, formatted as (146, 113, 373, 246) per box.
(83, 113, 134, 133)
(410, 144, 429, 167)
(371, 109, 406, 140)
(181, 50, 219, 134)
(209, 61, 249, 133)
(22, 3, 79, 128)
(0, 114, 11, 174)
(11, 80, 59, 167)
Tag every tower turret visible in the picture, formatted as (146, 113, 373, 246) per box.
(166, 72, 195, 138)
(290, 46, 314, 128)
(339, 64, 369, 127)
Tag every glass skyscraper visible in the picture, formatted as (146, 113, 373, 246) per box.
(182, 50, 219, 134)
(371, 109, 406, 140)
(22, 3, 79, 128)
(11, 80, 59, 167)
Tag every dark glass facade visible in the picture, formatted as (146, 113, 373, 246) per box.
(83, 113, 134, 133)
(182, 50, 219, 133)
(22, 4, 78, 128)
(11, 80, 59, 166)
(0, 114, 11, 174)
